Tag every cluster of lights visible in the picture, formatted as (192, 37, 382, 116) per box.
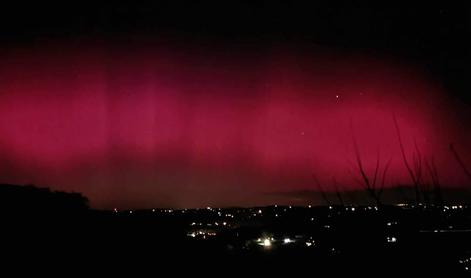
(190, 221, 228, 227)
(263, 238, 272, 247)
(305, 237, 316, 247)
(386, 236, 397, 243)
(459, 257, 471, 263)
(187, 230, 217, 239)
(257, 237, 273, 248)
(459, 257, 471, 271)
(443, 205, 464, 211)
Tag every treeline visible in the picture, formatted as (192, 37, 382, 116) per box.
(0, 183, 89, 213)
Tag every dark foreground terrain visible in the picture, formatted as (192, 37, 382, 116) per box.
(1, 184, 470, 275)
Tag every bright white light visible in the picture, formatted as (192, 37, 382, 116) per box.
(308, 205, 312, 208)
(387, 236, 397, 243)
(263, 238, 271, 247)
(207, 206, 212, 210)
(129, 210, 133, 214)
(329, 206, 333, 210)
(258, 209, 262, 214)
(351, 207, 355, 211)
(310, 218, 314, 221)
(222, 222, 227, 226)
(305, 242, 312, 247)
(283, 238, 292, 244)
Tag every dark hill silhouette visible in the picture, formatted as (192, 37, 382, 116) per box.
(0, 183, 89, 214)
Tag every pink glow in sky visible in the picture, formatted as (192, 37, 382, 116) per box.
(0, 41, 469, 208)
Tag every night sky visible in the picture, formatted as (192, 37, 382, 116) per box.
(0, 2, 470, 208)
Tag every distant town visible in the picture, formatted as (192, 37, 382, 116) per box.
(2, 183, 470, 274)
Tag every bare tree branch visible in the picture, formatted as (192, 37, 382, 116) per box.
(393, 114, 421, 205)
(350, 120, 389, 206)
(450, 143, 471, 182)
(312, 174, 331, 206)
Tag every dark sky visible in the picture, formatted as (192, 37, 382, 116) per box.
(0, 1, 470, 208)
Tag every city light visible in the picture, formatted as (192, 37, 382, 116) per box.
(263, 238, 271, 247)
(283, 238, 292, 244)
